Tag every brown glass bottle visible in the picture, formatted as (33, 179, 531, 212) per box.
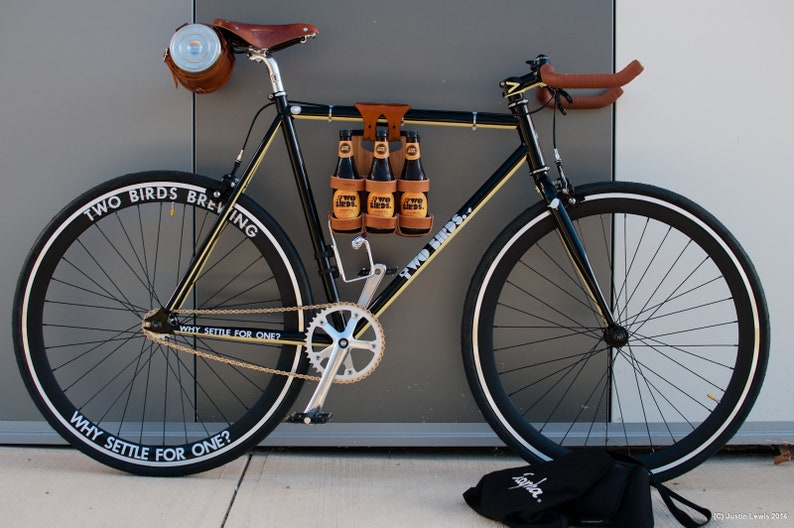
(331, 130, 362, 231)
(366, 129, 396, 233)
(398, 131, 429, 234)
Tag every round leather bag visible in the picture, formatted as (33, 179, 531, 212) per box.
(165, 24, 234, 94)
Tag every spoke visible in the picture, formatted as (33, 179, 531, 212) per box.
(506, 341, 607, 411)
(45, 298, 139, 313)
(494, 325, 602, 353)
(49, 322, 141, 373)
(629, 333, 733, 389)
(117, 337, 154, 440)
(71, 340, 152, 412)
(627, 292, 731, 329)
(537, 345, 608, 444)
(612, 214, 653, 320)
(615, 346, 716, 415)
(53, 261, 145, 317)
(500, 283, 604, 341)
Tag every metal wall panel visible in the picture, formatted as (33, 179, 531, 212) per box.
(192, 0, 614, 435)
(0, 0, 614, 444)
(0, 2, 192, 423)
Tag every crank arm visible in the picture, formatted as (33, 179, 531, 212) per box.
(297, 342, 347, 424)
(357, 263, 387, 308)
(295, 312, 364, 424)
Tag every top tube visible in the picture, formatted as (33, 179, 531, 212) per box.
(290, 103, 518, 130)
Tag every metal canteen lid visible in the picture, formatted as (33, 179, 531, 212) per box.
(168, 24, 223, 73)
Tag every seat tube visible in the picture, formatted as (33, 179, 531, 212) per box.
(247, 49, 341, 303)
(275, 94, 341, 304)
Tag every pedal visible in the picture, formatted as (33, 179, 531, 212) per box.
(286, 412, 332, 425)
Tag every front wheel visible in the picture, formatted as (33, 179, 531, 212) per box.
(463, 181, 768, 481)
(14, 171, 312, 475)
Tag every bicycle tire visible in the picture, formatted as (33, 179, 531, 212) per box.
(462, 181, 768, 481)
(14, 171, 312, 476)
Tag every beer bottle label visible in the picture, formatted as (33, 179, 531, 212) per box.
(333, 189, 360, 219)
(338, 140, 353, 158)
(400, 192, 427, 217)
(404, 143, 420, 161)
(367, 192, 394, 217)
(373, 140, 389, 160)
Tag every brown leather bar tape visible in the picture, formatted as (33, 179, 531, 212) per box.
(536, 86, 624, 110)
(539, 59, 644, 89)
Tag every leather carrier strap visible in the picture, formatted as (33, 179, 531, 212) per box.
(354, 103, 411, 141)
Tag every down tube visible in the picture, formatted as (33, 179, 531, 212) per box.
(368, 146, 527, 317)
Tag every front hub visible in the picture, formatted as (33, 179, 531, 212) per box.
(604, 324, 629, 347)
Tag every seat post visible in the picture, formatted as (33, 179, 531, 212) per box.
(248, 49, 286, 96)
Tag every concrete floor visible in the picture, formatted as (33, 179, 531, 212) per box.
(0, 446, 790, 527)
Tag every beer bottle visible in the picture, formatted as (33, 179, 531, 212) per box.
(398, 131, 430, 235)
(366, 129, 396, 233)
(331, 130, 362, 231)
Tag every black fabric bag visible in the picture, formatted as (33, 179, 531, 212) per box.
(463, 448, 614, 527)
(463, 448, 711, 528)
(563, 459, 653, 527)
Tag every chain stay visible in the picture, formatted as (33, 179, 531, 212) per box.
(141, 302, 381, 384)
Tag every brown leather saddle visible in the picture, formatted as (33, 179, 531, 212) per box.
(212, 19, 319, 50)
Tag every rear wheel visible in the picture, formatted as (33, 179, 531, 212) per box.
(14, 171, 312, 475)
(463, 181, 768, 481)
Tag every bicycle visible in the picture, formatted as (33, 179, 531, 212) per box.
(13, 19, 769, 479)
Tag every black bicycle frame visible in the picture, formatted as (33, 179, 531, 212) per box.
(291, 101, 527, 317)
(290, 99, 616, 328)
(152, 89, 618, 343)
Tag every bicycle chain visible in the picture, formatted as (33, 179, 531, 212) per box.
(141, 302, 384, 384)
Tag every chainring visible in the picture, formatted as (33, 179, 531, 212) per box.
(304, 303, 385, 383)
